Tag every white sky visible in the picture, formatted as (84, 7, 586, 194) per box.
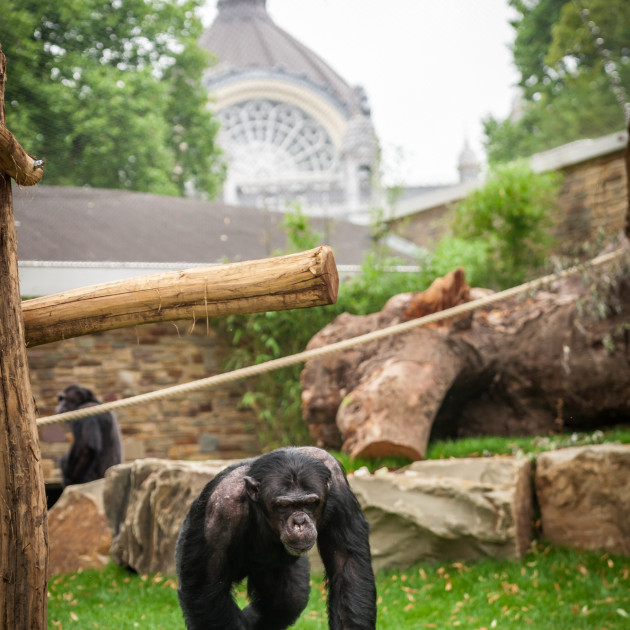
(200, 0, 520, 186)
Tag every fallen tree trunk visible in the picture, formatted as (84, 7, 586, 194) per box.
(23, 245, 338, 346)
(302, 248, 630, 460)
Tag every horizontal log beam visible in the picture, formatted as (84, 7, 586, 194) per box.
(23, 246, 338, 347)
(0, 125, 43, 186)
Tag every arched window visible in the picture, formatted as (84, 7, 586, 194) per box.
(217, 99, 338, 182)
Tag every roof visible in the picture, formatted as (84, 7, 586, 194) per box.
(13, 185, 375, 266)
(199, 0, 366, 118)
(390, 129, 629, 222)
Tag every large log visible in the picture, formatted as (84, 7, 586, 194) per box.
(302, 251, 630, 459)
(23, 245, 339, 346)
(0, 45, 48, 629)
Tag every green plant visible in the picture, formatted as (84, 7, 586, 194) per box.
(446, 161, 561, 289)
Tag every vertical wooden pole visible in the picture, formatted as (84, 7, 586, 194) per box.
(625, 117, 630, 238)
(0, 44, 48, 629)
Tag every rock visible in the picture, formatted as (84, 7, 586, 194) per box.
(48, 479, 111, 576)
(104, 458, 235, 575)
(535, 444, 630, 555)
(349, 456, 533, 571)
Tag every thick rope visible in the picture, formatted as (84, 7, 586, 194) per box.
(36, 247, 626, 427)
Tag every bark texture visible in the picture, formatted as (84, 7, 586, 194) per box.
(0, 44, 48, 629)
(23, 245, 339, 346)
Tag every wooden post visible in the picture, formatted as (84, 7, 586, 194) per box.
(23, 246, 339, 346)
(625, 116, 630, 238)
(0, 44, 48, 628)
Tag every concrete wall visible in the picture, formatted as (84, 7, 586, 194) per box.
(31, 322, 260, 483)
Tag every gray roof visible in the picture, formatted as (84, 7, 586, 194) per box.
(13, 185, 376, 266)
(200, 0, 367, 118)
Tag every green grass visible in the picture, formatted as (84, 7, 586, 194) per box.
(48, 428, 630, 628)
(424, 427, 630, 461)
(47, 542, 630, 629)
(332, 427, 630, 474)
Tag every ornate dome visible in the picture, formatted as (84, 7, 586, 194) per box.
(199, 0, 378, 219)
(199, 0, 367, 118)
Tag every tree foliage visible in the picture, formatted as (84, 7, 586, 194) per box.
(0, 0, 225, 196)
(484, 0, 630, 164)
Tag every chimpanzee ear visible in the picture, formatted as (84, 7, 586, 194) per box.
(244, 476, 260, 501)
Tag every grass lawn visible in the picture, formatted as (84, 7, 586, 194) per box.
(47, 541, 630, 629)
(48, 428, 630, 629)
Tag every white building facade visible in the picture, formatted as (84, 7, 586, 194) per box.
(200, 0, 379, 221)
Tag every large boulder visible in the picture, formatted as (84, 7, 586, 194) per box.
(349, 456, 533, 571)
(48, 479, 111, 576)
(104, 458, 236, 575)
(535, 444, 630, 555)
(103, 455, 533, 576)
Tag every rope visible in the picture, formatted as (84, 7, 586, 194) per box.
(36, 247, 626, 427)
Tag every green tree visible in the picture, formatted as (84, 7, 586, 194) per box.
(484, 0, 629, 164)
(0, 0, 224, 196)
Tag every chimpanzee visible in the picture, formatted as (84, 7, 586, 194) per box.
(176, 446, 376, 630)
(56, 384, 123, 487)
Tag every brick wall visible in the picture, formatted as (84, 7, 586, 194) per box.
(391, 149, 628, 253)
(30, 322, 261, 483)
(551, 151, 627, 246)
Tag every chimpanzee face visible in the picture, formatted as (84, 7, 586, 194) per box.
(55, 385, 96, 414)
(244, 462, 329, 556)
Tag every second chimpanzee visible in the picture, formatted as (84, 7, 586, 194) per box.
(56, 384, 123, 487)
(176, 446, 376, 630)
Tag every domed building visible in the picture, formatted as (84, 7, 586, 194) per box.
(199, 0, 379, 221)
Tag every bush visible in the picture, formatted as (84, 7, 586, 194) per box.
(446, 160, 562, 289)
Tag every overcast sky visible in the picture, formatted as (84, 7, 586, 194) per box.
(201, 0, 520, 186)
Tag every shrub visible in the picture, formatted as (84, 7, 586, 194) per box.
(447, 160, 562, 289)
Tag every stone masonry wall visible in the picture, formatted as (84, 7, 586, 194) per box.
(551, 151, 627, 246)
(391, 149, 627, 253)
(30, 322, 261, 483)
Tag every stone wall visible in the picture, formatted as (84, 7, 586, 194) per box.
(550, 151, 627, 246)
(30, 322, 261, 483)
(391, 148, 628, 253)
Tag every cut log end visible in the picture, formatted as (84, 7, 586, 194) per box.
(318, 245, 339, 304)
(351, 440, 423, 462)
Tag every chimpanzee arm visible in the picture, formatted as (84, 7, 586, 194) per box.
(176, 464, 251, 630)
(303, 449, 377, 630)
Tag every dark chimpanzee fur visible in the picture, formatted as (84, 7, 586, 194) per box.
(176, 447, 376, 630)
(56, 384, 123, 487)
